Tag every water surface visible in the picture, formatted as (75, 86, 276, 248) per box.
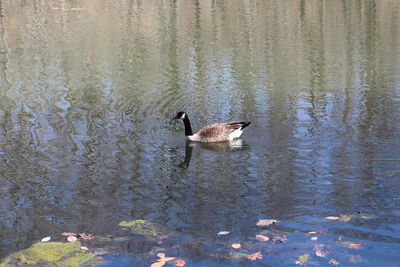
(0, 0, 400, 266)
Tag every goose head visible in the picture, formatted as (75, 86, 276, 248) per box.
(172, 111, 187, 120)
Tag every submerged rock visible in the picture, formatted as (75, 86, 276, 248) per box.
(118, 219, 176, 239)
(0, 241, 102, 267)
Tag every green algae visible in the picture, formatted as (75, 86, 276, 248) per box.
(118, 219, 175, 238)
(0, 241, 99, 267)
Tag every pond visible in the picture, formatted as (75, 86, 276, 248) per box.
(0, 0, 399, 266)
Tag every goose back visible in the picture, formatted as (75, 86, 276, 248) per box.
(192, 121, 249, 142)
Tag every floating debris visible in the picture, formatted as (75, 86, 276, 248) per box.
(41, 236, 51, 242)
(256, 219, 279, 226)
(314, 244, 329, 257)
(295, 253, 310, 265)
(174, 259, 186, 266)
(329, 258, 340, 265)
(255, 234, 269, 242)
(67, 236, 77, 242)
(217, 231, 230, 236)
(231, 243, 241, 249)
(247, 251, 262, 261)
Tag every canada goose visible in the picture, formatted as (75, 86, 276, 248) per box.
(172, 111, 251, 142)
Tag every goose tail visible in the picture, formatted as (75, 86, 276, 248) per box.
(241, 121, 251, 130)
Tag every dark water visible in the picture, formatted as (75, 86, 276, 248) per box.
(0, 0, 400, 266)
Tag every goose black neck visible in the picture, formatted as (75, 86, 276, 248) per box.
(183, 116, 193, 136)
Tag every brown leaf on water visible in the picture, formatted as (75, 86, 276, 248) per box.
(174, 259, 186, 266)
(272, 235, 287, 242)
(247, 251, 263, 261)
(217, 231, 230, 236)
(314, 244, 329, 258)
(347, 242, 363, 248)
(329, 259, 340, 265)
(325, 216, 340, 220)
(256, 219, 279, 226)
(231, 243, 241, 249)
(256, 235, 269, 242)
(78, 233, 95, 240)
(151, 261, 165, 267)
(295, 254, 310, 265)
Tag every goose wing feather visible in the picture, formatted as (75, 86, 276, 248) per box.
(196, 121, 245, 142)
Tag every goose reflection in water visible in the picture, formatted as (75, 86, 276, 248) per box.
(178, 139, 247, 168)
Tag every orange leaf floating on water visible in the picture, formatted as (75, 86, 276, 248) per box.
(175, 259, 186, 266)
(256, 235, 269, 242)
(217, 231, 230, 235)
(256, 219, 279, 226)
(151, 262, 165, 267)
(325, 216, 340, 220)
(231, 243, 241, 249)
(247, 251, 262, 261)
(295, 254, 310, 265)
(347, 242, 363, 248)
(329, 259, 340, 265)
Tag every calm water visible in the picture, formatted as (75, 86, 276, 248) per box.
(0, 0, 400, 266)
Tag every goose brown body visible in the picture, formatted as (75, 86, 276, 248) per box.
(173, 112, 251, 143)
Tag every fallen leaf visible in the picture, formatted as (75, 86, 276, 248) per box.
(41, 236, 51, 242)
(80, 246, 89, 250)
(158, 257, 176, 262)
(61, 232, 77, 236)
(325, 216, 340, 220)
(157, 253, 166, 259)
(307, 231, 317, 235)
(256, 235, 269, 242)
(347, 242, 363, 248)
(247, 252, 262, 261)
(295, 254, 310, 265)
(78, 233, 95, 240)
(329, 259, 340, 265)
(231, 243, 241, 249)
(310, 236, 318, 241)
(151, 262, 165, 267)
(217, 231, 230, 235)
(256, 219, 279, 226)
(314, 244, 329, 257)
(67, 236, 77, 242)
(272, 235, 287, 242)
(175, 259, 186, 266)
